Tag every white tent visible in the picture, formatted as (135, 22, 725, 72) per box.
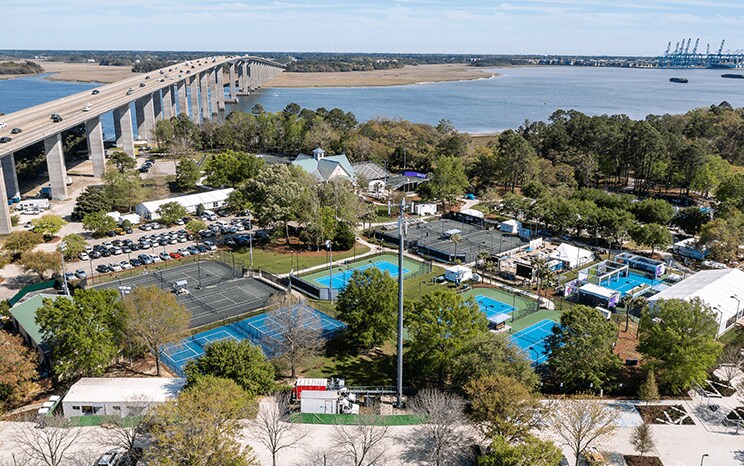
(550, 243, 594, 269)
(648, 269, 744, 336)
(499, 219, 522, 234)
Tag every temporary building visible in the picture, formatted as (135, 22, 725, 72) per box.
(579, 283, 621, 309)
(413, 203, 437, 216)
(62, 378, 186, 417)
(444, 265, 473, 283)
(550, 243, 594, 269)
(135, 188, 234, 221)
(499, 219, 522, 235)
(648, 269, 744, 336)
(300, 390, 339, 414)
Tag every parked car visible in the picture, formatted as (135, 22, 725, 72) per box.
(120, 261, 133, 270)
(78, 252, 90, 261)
(159, 252, 171, 261)
(109, 263, 122, 272)
(96, 264, 111, 273)
(150, 254, 162, 263)
(169, 252, 182, 259)
(75, 270, 87, 279)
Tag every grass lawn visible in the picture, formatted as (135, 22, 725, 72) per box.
(375, 205, 397, 223)
(303, 340, 396, 386)
(291, 413, 424, 425)
(231, 241, 371, 274)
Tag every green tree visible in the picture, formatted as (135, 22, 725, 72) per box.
(630, 223, 673, 255)
(671, 207, 710, 235)
(184, 339, 275, 396)
(546, 305, 621, 392)
(494, 129, 538, 192)
(638, 298, 722, 393)
(336, 268, 397, 349)
(173, 158, 201, 191)
(123, 286, 190, 377)
(71, 186, 113, 221)
(3, 230, 43, 256)
(19, 250, 61, 280)
(630, 199, 674, 225)
(185, 219, 207, 234)
(699, 215, 744, 263)
(147, 375, 257, 466)
(465, 375, 547, 443)
(244, 164, 307, 244)
(451, 332, 538, 391)
(204, 150, 265, 188)
(36, 289, 125, 382)
(0, 331, 40, 413)
(477, 435, 563, 466)
(60, 234, 88, 260)
(108, 151, 136, 173)
(405, 290, 488, 385)
(31, 214, 67, 239)
(715, 172, 744, 213)
(427, 155, 469, 211)
(638, 369, 660, 405)
(82, 210, 118, 236)
(333, 221, 356, 250)
(157, 201, 188, 225)
(449, 233, 463, 261)
(103, 169, 147, 212)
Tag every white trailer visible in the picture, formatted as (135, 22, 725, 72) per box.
(300, 390, 339, 414)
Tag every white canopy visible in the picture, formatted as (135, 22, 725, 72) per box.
(550, 243, 594, 269)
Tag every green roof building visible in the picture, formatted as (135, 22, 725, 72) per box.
(8, 293, 66, 365)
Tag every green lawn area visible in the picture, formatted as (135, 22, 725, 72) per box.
(375, 205, 397, 223)
(303, 340, 396, 386)
(231, 241, 371, 274)
(291, 413, 424, 425)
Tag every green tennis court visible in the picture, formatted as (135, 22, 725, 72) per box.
(460, 287, 534, 314)
(301, 253, 428, 290)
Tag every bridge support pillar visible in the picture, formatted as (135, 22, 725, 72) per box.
(228, 63, 237, 102)
(169, 84, 177, 117)
(189, 75, 201, 124)
(177, 80, 188, 117)
(113, 104, 135, 157)
(144, 94, 155, 142)
(2, 153, 20, 200)
(248, 63, 257, 91)
(239, 62, 250, 95)
(153, 90, 163, 122)
(135, 98, 147, 141)
(210, 68, 219, 115)
(0, 162, 12, 235)
(162, 86, 173, 120)
(85, 116, 106, 178)
(216, 66, 225, 111)
(44, 134, 68, 200)
(199, 71, 210, 120)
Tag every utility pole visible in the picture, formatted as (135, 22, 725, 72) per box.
(396, 198, 405, 408)
(59, 243, 70, 296)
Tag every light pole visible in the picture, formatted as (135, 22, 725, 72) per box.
(58, 242, 70, 296)
(326, 239, 333, 301)
(731, 295, 741, 321)
(700, 454, 709, 466)
(395, 198, 405, 408)
(249, 233, 254, 270)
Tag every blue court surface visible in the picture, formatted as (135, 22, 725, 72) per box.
(510, 319, 558, 365)
(161, 308, 344, 376)
(599, 272, 658, 296)
(314, 260, 410, 290)
(475, 295, 516, 319)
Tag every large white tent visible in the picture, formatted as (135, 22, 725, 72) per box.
(648, 268, 744, 336)
(550, 243, 594, 269)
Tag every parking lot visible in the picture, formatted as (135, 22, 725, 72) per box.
(63, 214, 254, 282)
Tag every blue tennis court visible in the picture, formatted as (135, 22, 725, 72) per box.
(510, 319, 558, 365)
(599, 272, 658, 296)
(474, 295, 516, 319)
(314, 260, 410, 290)
(161, 307, 344, 376)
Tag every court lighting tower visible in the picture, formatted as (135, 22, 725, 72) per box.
(396, 199, 405, 408)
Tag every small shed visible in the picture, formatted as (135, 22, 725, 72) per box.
(441, 228, 462, 240)
(301, 390, 339, 414)
(62, 377, 186, 417)
(550, 243, 594, 269)
(413, 203, 437, 216)
(487, 313, 510, 331)
(499, 219, 522, 235)
(444, 265, 473, 284)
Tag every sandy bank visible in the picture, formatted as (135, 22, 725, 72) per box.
(266, 63, 496, 88)
(0, 61, 137, 83)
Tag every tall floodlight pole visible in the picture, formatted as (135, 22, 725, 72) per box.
(396, 198, 405, 408)
(59, 243, 70, 296)
(326, 239, 333, 301)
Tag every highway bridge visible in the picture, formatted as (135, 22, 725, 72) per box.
(0, 55, 283, 233)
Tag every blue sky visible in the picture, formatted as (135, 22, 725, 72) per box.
(3, 0, 744, 55)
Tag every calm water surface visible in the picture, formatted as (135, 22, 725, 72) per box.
(2, 67, 744, 137)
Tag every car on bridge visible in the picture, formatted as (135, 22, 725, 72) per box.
(83, 102, 92, 112)
(126, 88, 134, 95)
(11, 128, 22, 134)
(0, 137, 11, 144)
(0, 122, 6, 129)
(139, 83, 146, 87)
(91, 89, 100, 95)
(51, 114, 63, 122)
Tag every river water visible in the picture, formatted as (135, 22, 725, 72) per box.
(1, 67, 743, 138)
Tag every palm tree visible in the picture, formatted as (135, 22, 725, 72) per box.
(530, 256, 555, 310)
(450, 233, 462, 262)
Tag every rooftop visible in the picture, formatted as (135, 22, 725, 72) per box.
(9, 293, 66, 349)
(137, 188, 234, 213)
(63, 377, 186, 404)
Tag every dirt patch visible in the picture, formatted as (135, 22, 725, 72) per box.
(614, 319, 643, 363)
(624, 455, 664, 466)
(636, 404, 695, 425)
(267, 64, 495, 88)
